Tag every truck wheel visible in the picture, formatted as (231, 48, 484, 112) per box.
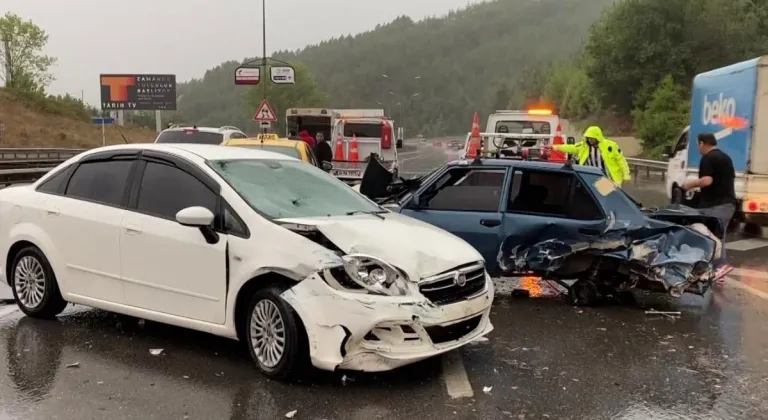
(671, 187, 684, 204)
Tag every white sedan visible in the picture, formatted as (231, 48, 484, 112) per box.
(0, 144, 494, 379)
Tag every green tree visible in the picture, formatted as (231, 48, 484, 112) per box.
(175, 0, 616, 136)
(243, 61, 330, 134)
(632, 75, 689, 158)
(585, 0, 765, 116)
(0, 12, 56, 91)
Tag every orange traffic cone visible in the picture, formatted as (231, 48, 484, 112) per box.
(334, 134, 345, 160)
(465, 112, 482, 158)
(348, 134, 360, 161)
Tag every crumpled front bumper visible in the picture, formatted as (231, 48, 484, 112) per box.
(281, 272, 494, 372)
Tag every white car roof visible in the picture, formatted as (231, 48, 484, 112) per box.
(163, 126, 242, 133)
(76, 143, 298, 165)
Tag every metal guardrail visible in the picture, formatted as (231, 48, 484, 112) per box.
(0, 148, 86, 162)
(0, 147, 671, 188)
(626, 157, 667, 182)
(0, 148, 86, 187)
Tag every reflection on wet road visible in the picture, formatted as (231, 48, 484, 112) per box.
(1, 286, 767, 419)
(0, 142, 767, 419)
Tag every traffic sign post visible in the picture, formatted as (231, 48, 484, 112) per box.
(92, 116, 115, 146)
(253, 99, 277, 133)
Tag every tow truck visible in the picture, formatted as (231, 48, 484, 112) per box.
(461, 108, 572, 161)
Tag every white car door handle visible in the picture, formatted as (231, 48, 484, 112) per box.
(123, 224, 142, 235)
(46, 208, 60, 216)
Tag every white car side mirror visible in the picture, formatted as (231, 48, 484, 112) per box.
(176, 206, 214, 227)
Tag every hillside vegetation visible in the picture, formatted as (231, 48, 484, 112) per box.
(176, 0, 616, 136)
(0, 89, 157, 148)
(516, 0, 768, 157)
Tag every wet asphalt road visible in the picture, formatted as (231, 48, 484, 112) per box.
(1, 142, 768, 420)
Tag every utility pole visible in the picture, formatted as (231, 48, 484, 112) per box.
(262, 0, 268, 103)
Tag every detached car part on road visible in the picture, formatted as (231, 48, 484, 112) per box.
(0, 144, 493, 379)
(358, 152, 723, 305)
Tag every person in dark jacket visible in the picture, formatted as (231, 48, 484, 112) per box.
(313, 132, 333, 171)
(298, 130, 316, 147)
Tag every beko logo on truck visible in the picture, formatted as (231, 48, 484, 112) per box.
(702, 93, 736, 125)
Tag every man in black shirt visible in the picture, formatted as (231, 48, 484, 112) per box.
(682, 132, 736, 282)
(313, 133, 333, 172)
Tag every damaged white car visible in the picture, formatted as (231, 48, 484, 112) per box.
(0, 144, 493, 379)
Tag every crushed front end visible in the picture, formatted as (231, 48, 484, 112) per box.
(497, 207, 721, 303)
(281, 258, 494, 372)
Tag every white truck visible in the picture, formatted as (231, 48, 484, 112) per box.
(461, 108, 572, 161)
(286, 108, 402, 182)
(664, 56, 768, 227)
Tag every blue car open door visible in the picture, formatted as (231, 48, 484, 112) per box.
(400, 166, 508, 272)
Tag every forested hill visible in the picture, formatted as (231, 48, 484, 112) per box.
(175, 0, 615, 135)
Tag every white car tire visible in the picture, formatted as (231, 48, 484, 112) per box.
(10, 246, 67, 319)
(245, 285, 308, 380)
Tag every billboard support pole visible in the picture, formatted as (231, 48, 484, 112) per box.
(102, 118, 106, 146)
(155, 110, 162, 133)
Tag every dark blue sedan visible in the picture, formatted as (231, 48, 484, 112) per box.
(359, 156, 724, 305)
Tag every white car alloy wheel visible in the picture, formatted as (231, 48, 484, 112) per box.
(14, 256, 46, 309)
(250, 299, 286, 368)
(10, 246, 67, 319)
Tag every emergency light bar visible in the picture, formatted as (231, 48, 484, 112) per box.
(491, 109, 555, 115)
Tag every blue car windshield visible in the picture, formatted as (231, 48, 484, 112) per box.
(579, 173, 644, 223)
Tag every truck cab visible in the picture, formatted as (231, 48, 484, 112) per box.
(663, 126, 692, 204)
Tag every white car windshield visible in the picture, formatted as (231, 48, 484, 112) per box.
(209, 158, 383, 218)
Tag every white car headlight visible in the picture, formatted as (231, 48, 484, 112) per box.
(341, 254, 409, 296)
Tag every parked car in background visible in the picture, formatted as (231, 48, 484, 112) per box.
(0, 143, 493, 379)
(155, 125, 248, 145)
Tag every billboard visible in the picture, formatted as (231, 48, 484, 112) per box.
(100, 74, 177, 111)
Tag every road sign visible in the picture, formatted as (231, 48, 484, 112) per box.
(235, 67, 260, 85)
(270, 66, 295, 84)
(91, 116, 115, 125)
(253, 99, 277, 122)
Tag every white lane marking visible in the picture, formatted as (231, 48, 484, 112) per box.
(399, 156, 425, 164)
(441, 350, 474, 399)
(0, 304, 19, 319)
(398, 150, 421, 157)
(730, 267, 768, 280)
(724, 276, 768, 300)
(725, 238, 768, 251)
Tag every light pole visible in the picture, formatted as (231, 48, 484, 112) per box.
(261, 0, 268, 102)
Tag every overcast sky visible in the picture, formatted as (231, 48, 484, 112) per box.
(4, 0, 484, 105)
